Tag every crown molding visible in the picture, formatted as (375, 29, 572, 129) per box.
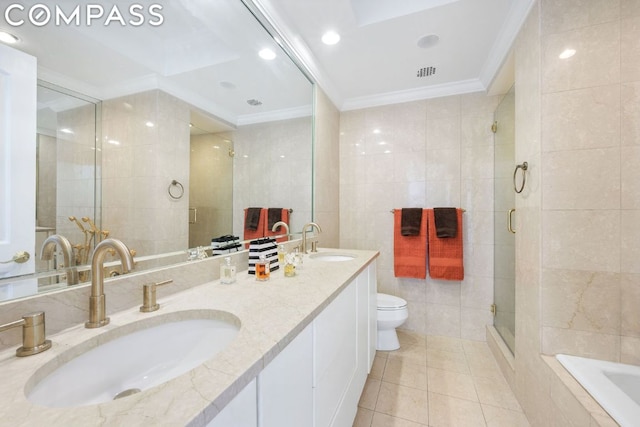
(237, 104, 312, 126)
(341, 79, 485, 111)
(479, 0, 535, 90)
(37, 66, 103, 100)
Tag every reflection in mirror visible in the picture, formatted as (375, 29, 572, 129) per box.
(0, 1, 314, 302)
(35, 83, 99, 286)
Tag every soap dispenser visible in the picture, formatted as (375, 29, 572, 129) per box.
(220, 256, 236, 284)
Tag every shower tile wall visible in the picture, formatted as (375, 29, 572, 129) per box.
(538, 0, 640, 363)
(189, 133, 233, 248)
(102, 90, 190, 258)
(339, 93, 501, 340)
(510, 0, 640, 423)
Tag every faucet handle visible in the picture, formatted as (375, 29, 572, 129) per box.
(140, 280, 173, 313)
(0, 311, 52, 357)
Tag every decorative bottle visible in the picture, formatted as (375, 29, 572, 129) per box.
(255, 254, 270, 281)
(220, 257, 236, 284)
(278, 244, 286, 264)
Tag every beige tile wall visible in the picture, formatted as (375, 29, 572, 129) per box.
(339, 93, 501, 340)
(55, 104, 98, 250)
(101, 90, 191, 258)
(537, 0, 640, 363)
(232, 117, 313, 238)
(314, 88, 341, 248)
(508, 0, 640, 424)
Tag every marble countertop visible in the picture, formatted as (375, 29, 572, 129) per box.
(0, 248, 378, 426)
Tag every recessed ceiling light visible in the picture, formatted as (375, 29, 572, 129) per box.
(0, 31, 19, 44)
(322, 31, 341, 45)
(145, 121, 155, 127)
(417, 34, 440, 49)
(258, 48, 276, 60)
(559, 48, 576, 59)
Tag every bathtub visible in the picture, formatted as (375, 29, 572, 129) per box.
(556, 354, 640, 427)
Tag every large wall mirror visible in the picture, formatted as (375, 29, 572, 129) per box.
(0, 1, 314, 302)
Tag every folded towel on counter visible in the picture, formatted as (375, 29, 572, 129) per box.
(433, 207, 458, 238)
(427, 208, 464, 281)
(401, 208, 423, 236)
(245, 207, 263, 231)
(394, 208, 428, 279)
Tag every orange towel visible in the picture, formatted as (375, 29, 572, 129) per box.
(243, 208, 266, 242)
(393, 209, 428, 279)
(264, 208, 290, 243)
(427, 208, 464, 281)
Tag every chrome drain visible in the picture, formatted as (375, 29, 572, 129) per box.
(113, 388, 141, 400)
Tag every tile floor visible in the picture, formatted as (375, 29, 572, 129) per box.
(354, 330, 530, 427)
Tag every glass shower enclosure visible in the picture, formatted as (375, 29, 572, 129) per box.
(493, 85, 516, 354)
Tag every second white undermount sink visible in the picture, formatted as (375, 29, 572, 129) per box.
(309, 252, 357, 262)
(26, 311, 240, 408)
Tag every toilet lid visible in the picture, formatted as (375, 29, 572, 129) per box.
(377, 293, 407, 310)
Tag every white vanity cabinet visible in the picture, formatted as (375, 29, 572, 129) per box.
(313, 261, 377, 427)
(207, 378, 257, 427)
(212, 259, 377, 427)
(314, 281, 358, 427)
(259, 323, 314, 427)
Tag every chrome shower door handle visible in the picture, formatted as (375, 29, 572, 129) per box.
(507, 209, 516, 234)
(189, 207, 197, 224)
(0, 251, 30, 264)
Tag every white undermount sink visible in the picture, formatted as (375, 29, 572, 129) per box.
(309, 252, 357, 262)
(26, 311, 240, 408)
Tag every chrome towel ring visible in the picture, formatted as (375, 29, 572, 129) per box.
(168, 180, 184, 200)
(513, 162, 528, 194)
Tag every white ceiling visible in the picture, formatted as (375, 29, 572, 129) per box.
(255, 0, 534, 109)
(6, 0, 313, 129)
(4, 0, 533, 127)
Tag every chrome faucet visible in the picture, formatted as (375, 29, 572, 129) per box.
(86, 238, 134, 328)
(272, 221, 290, 240)
(301, 222, 322, 254)
(40, 234, 78, 285)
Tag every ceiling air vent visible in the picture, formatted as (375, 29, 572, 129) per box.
(416, 66, 436, 78)
(247, 99, 263, 106)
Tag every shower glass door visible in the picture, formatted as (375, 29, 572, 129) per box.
(493, 85, 516, 354)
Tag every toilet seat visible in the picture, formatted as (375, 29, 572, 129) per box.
(377, 293, 407, 311)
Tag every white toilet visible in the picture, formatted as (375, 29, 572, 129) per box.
(376, 293, 409, 351)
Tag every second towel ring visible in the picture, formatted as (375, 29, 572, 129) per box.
(168, 180, 184, 200)
(513, 162, 528, 194)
